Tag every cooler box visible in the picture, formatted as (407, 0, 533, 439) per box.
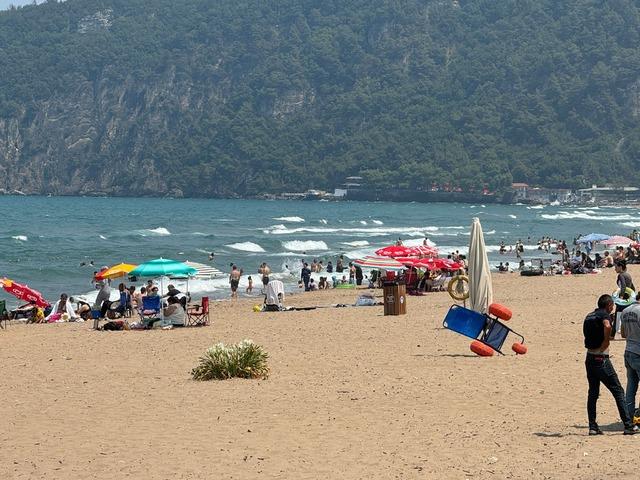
(383, 281, 406, 316)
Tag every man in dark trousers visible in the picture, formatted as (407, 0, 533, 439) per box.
(300, 262, 311, 291)
(583, 294, 637, 435)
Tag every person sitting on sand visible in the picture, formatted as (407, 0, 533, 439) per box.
(11, 301, 36, 320)
(46, 293, 78, 322)
(602, 251, 614, 268)
(318, 277, 328, 290)
(309, 278, 318, 291)
(162, 296, 185, 328)
(100, 283, 130, 319)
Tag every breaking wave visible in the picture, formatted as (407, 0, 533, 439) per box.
(282, 240, 329, 251)
(12, 235, 28, 241)
(541, 211, 638, 221)
(226, 242, 266, 253)
(273, 216, 305, 222)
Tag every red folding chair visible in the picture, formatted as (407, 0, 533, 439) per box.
(186, 297, 210, 326)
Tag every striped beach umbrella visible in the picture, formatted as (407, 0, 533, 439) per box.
(353, 256, 405, 271)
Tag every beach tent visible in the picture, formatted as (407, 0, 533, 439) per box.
(468, 218, 492, 314)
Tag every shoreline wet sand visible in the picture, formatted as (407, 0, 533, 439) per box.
(1, 267, 638, 479)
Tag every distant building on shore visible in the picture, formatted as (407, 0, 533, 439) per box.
(511, 183, 573, 204)
(577, 185, 640, 203)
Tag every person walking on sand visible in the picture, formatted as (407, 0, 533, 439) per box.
(229, 265, 241, 300)
(583, 294, 637, 435)
(621, 293, 640, 423)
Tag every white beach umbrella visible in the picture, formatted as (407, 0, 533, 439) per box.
(468, 217, 493, 313)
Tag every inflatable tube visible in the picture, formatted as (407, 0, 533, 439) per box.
(613, 287, 636, 307)
(448, 275, 469, 301)
(520, 269, 544, 277)
(488, 303, 512, 321)
(336, 283, 356, 289)
(512, 343, 528, 355)
(470, 340, 494, 357)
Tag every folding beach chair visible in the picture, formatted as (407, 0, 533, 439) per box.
(186, 296, 210, 327)
(140, 296, 161, 322)
(442, 304, 525, 355)
(0, 300, 8, 329)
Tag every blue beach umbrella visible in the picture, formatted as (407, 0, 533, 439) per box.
(576, 233, 610, 243)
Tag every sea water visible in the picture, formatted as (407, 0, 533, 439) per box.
(0, 196, 637, 306)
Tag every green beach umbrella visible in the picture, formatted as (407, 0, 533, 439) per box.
(129, 258, 197, 278)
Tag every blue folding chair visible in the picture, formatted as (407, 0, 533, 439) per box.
(140, 296, 161, 320)
(443, 304, 525, 355)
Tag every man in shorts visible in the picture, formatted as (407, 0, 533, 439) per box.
(229, 265, 241, 300)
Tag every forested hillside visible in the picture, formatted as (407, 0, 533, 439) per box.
(1, 0, 640, 197)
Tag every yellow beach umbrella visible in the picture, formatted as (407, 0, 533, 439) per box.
(95, 263, 138, 280)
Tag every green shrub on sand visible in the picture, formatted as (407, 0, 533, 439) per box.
(191, 340, 270, 380)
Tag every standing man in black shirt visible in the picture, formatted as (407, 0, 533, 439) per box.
(583, 294, 637, 435)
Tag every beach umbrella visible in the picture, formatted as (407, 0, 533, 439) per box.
(396, 257, 463, 271)
(576, 233, 610, 243)
(129, 258, 197, 279)
(95, 263, 138, 280)
(180, 261, 225, 279)
(468, 218, 493, 314)
(353, 256, 405, 271)
(375, 245, 438, 258)
(1, 277, 49, 307)
(601, 235, 633, 246)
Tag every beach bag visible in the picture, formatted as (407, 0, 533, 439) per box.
(102, 320, 124, 331)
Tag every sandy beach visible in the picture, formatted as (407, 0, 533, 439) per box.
(2, 267, 640, 479)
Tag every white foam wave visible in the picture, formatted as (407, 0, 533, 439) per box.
(541, 211, 638, 221)
(342, 241, 370, 247)
(359, 220, 367, 225)
(485, 230, 496, 234)
(319, 219, 328, 224)
(264, 225, 445, 236)
(282, 240, 328, 251)
(143, 227, 171, 236)
(372, 220, 384, 225)
(226, 242, 265, 253)
(12, 235, 28, 241)
(273, 216, 305, 223)
(621, 222, 640, 228)
(509, 214, 517, 219)
(99, 235, 107, 240)
(527, 205, 544, 209)
(192, 232, 207, 236)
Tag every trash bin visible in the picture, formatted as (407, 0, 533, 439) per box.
(383, 281, 406, 316)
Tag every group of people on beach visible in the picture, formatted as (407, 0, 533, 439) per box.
(583, 260, 640, 435)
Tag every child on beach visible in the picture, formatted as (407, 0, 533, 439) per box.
(247, 276, 253, 294)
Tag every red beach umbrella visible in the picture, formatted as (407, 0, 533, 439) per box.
(375, 245, 438, 258)
(1, 278, 49, 307)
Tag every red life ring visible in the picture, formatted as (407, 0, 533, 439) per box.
(488, 303, 512, 321)
(470, 340, 495, 357)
